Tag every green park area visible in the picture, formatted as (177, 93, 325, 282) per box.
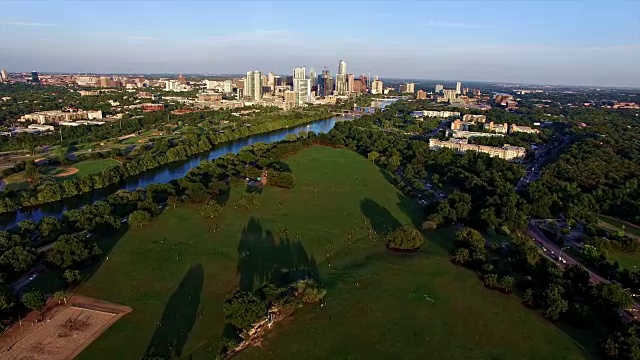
(70, 146, 591, 360)
(599, 215, 640, 240)
(597, 215, 640, 270)
(4, 158, 121, 190)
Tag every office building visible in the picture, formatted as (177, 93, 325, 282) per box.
(19, 109, 102, 124)
(31, 71, 39, 83)
(435, 84, 444, 93)
(452, 130, 505, 139)
(462, 114, 487, 123)
(338, 60, 346, 75)
(352, 75, 367, 93)
(335, 74, 348, 95)
(293, 67, 306, 80)
(443, 89, 457, 102)
(0, 68, 7, 82)
(318, 69, 333, 97)
(414, 110, 460, 118)
(399, 83, 415, 93)
(483, 121, 509, 134)
(510, 124, 540, 134)
(293, 78, 311, 106)
(309, 68, 317, 88)
(267, 72, 276, 90)
(245, 70, 263, 101)
(346, 74, 354, 93)
(456, 82, 462, 94)
(428, 138, 525, 161)
(416, 90, 427, 99)
(371, 79, 383, 94)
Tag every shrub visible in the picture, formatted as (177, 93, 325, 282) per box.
(385, 226, 425, 251)
(21, 291, 46, 311)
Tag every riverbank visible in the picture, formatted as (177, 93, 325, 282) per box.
(0, 114, 340, 229)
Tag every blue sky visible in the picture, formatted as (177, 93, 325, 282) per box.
(1, 0, 639, 87)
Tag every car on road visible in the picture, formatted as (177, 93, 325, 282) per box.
(28, 273, 37, 281)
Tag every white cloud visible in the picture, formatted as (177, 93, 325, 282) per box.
(0, 21, 56, 27)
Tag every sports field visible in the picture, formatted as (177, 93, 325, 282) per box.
(43, 158, 121, 180)
(73, 146, 592, 360)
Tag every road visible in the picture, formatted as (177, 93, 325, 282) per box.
(526, 222, 639, 322)
(516, 134, 571, 191)
(9, 242, 56, 294)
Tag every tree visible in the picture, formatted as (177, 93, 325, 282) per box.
(47, 233, 101, 269)
(483, 273, 499, 289)
(201, 200, 223, 219)
(293, 279, 326, 303)
(451, 248, 470, 264)
(24, 161, 38, 180)
(541, 284, 568, 320)
(367, 151, 379, 162)
(603, 324, 640, 360)
(128, 210, 152, 228)
(223, 291, 267, 330)
(592, 283, 633, 319)
(53, 290, 68, 304)
(0, 286, 15, 312)
(499, 275, 516, 293)
(0, 246, 37, 274)
(385, 226, 425, 251)
(21, 290, 46, 311)
(167, 195, 180, 210)
(523, 288, 535, 307)
(63, 269, 82, 284)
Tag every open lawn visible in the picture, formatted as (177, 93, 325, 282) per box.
(69, 146, 592, 360)
(607, 250, 640, 271)
(599, 215, 640, 239)
(42, 158, 121, 180)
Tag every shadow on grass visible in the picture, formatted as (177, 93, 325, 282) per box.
(237, 217, 319, 292)
(145, 264, 204, 359)
(360, 198, 401, 235)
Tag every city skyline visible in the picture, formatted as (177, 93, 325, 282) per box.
(1, 1, 639, 87)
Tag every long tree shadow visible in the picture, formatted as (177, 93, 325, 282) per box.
(360, 198, 402, 235)
(236, 217, 319, 292)
(145, 264, 204, 359)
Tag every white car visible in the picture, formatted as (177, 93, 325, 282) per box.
(28, 274, 37, 281)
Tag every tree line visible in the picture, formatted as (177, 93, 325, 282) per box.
(0, 107, 332, 213)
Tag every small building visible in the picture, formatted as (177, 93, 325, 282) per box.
(27, 124, 55, 131)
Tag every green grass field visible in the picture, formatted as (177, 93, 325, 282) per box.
(42, 158, 121, 180)
(72, 146, 592, 360)
(599, 215, 640, 239)
(597, 216, 640, 270)
(607, 250, 640, 271)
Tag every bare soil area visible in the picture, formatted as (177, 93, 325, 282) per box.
(54, 167, 79, 178)
(0, 295, 131, 360)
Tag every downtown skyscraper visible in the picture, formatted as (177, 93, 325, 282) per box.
(335, 60, 348, 95)
(245, 70, 262, 101)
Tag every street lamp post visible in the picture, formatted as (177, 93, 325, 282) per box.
(559, 246, 570, 261)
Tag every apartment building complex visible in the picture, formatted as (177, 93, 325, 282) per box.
(428, 138, 526, 161)
(413, 110, 460, 118)
(19, 110, 103, 124)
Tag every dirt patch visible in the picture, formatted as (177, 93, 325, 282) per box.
(0, 295, 132, 360)
(54, 167, 79, 178)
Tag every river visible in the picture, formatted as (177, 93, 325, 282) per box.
(0, 99, 399, 229)
(0, 117, 343, 229)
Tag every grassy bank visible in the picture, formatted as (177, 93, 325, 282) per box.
(71, 146, 592, 360)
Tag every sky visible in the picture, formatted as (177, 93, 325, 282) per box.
(1, 0, 639, 87)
